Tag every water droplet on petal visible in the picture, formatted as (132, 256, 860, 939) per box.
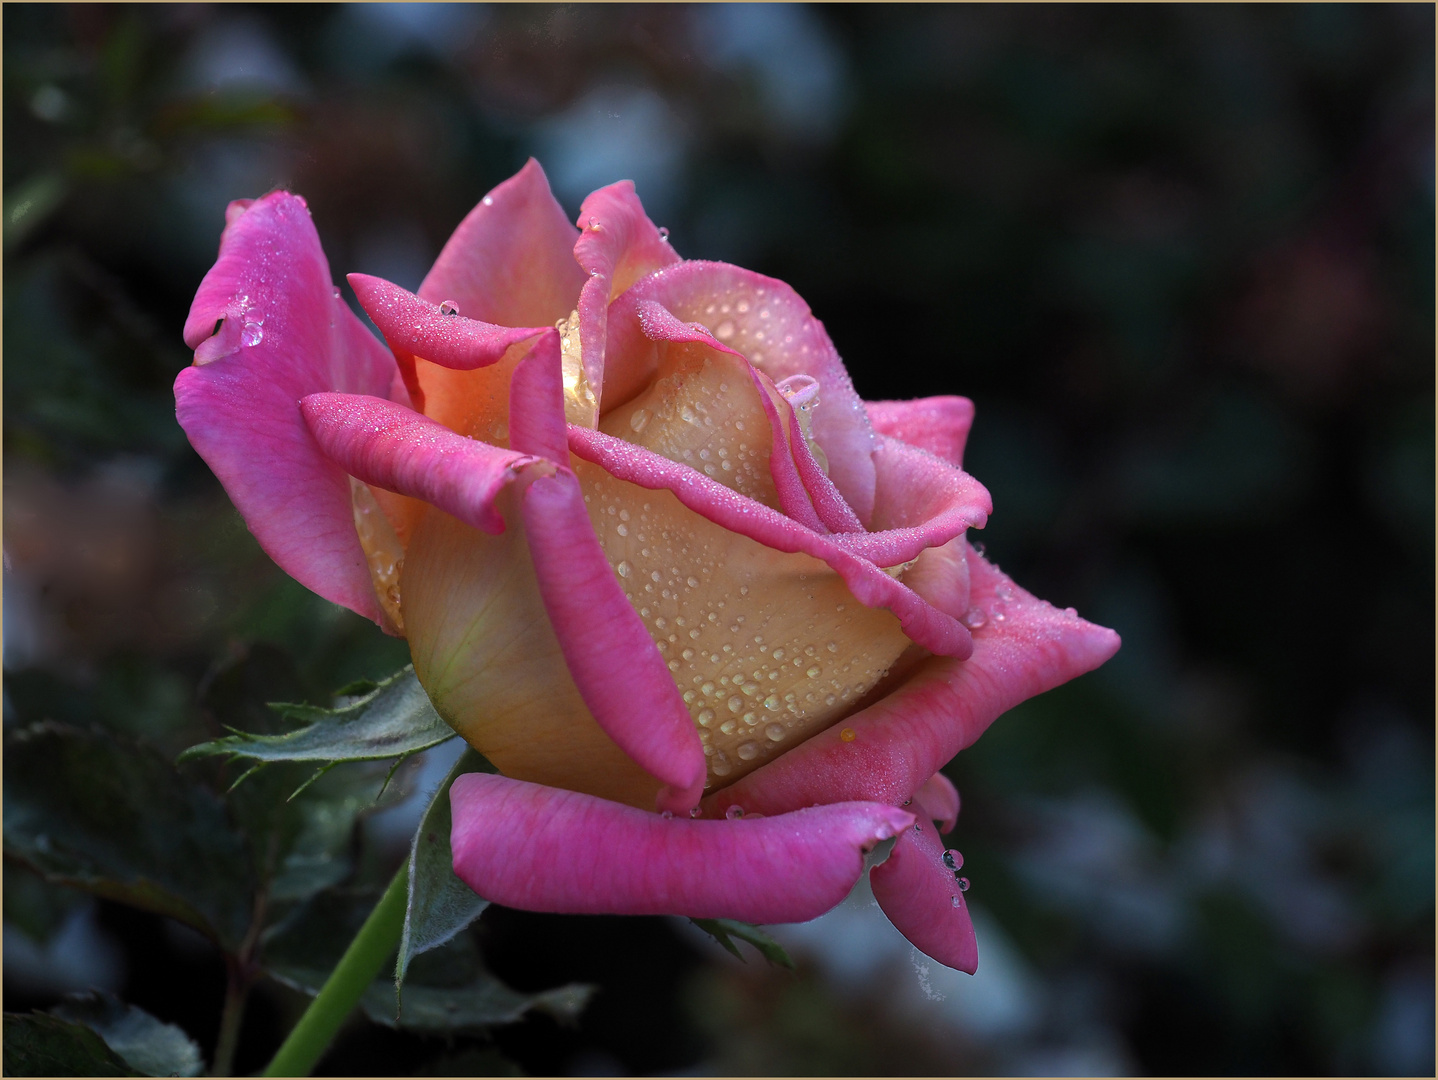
(764, 723, 785, 742)
(839, 728, 857, 742)
(714, 320, 735, 341)
(240, 322, 264, 347)
(661, 810, 674, 820)
(482, 195, 495, 206)
(951, 895, 961, 907)
(616, 560, 631, 578)
(439, 300, 460, 316)
(942, 849, 964, 873)
(725, 804, 744, 820)
(689, 806, 702, 818)
(957, 877, 971, 892)
(658, 226, 670, 241)
(737, 741, 759, 760)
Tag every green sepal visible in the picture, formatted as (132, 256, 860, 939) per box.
(690, 918, 796, 969)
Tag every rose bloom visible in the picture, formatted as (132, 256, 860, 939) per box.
(177, 160, 1118, 972)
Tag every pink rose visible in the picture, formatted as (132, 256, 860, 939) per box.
(176, 160, 1118, 973)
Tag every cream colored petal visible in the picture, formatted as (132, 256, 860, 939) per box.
(577, 461, 912, 789)
(402, 495, 663, 808)
(598, 339, 781, 510)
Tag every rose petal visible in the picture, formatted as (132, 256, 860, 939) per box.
(510, 335, 707, 809)
(870, 815, 978, 973)
(707, 543, 1122, 816)
(450, 772, 915, 922)
(568, 426, 974, 660)
(574, 180, 682, 399)
(299, 393, 544, 536)
(620, 261, 879, 524)
(419, 158, 587, 328)
(828, 435, 991, 568)
(913, 771, 961, 834)
(865, 397, 976, 469)
(350, 273, 547, 369)
(176, 192, 397, 626)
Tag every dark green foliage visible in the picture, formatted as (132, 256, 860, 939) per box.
(690, 920, 796, 970)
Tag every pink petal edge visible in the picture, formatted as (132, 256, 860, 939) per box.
(574, 180, 682, 400)
(299, 393, 544, 536)
(176, 191, 397, 627)
(510, 337, 707, 808)
(450, 772, 915, 922)
(870, 814, 979, 973)
(349, 273, 547, 370)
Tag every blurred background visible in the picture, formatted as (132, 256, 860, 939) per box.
(3, 4, 1432, 1076)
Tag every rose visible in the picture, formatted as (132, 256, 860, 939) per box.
(176, 160, 1119, 972)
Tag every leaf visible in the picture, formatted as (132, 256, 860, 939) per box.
(263, 890, 592, 1036)
(3, 723, 254, 951)
(49, 992, 203, 1078)
(178, 665, 455, 769)
(2, 1013, 141, 1077)
(3, 867, 85, 945)
(690, 918, 796, 969)
(396, 748, 495, 994)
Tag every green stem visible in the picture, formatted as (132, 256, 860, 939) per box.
(211, 962, 247, 1078)
(261, 864, 408, 1078)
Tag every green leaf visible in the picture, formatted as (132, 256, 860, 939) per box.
(397, 748, 495, 993)
(690, 918, 796, 969)
(178, 666, 455, 770)
(263, 889, 591, 1036)
(4, 172, 68, 253)
(49, 992, 202, 1078)
(2, 1013, 141, 1077)
(3, 723, 255, 951)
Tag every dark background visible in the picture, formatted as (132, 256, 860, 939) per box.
(4, 4, 1433, 1075)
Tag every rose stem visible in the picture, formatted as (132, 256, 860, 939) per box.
(260, 862, 408, 1077)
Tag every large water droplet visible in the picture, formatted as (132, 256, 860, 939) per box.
(957, 877, 971, 892)
(764, 723, 785, 742)
(737, 741, 759, 760)
(439, 299, 460, 316)
(942, 849, 964, 873)
(725, 804, 744, 820)
(714, 320, 735, 341)
(240, 322, 264, 347)
(630, 408, 650, 433)
(616, 560, 631, 578)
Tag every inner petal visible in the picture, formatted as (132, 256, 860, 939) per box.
(576, 460, 912, 789)
(413, 340, 528, 445)
(599, 340, 780, 511)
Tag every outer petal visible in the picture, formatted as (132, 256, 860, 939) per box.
(419, 158, 587, 327)
(620, 261, 879, 524)
(574, 180, 682, 399)
(707, 544, 1122, 818)
(913, 771, 961, 834)
(870, 815, 978, 973)
(509, 334, 707, 810)
(866, 397, 976, 469)
(176, 192, 397, 626)
(299, 393, 543, 536)
(567, 426, 974, 660)
(450, 772, 914, 922)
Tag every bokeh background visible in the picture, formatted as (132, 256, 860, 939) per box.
(4, 4, 1433, 1076)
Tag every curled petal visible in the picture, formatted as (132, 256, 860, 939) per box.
(866, 397, 976, 469)
(574, 180, 682, 400)
(509, 337, 706, 807)
(829, 435, 991, 568)
(708, 543, 1122, 816)
(870, 815, 978, 973)
(350, 273, 547, 370)
(419, 158, 587, 328)
(300, 393, 544, 536)
(913, 772, 961, 834)
(568, 426, 974, 659)
(620, 261, 879, 524)
(176, 192, 397, 626)
(450, 773, 915, 922)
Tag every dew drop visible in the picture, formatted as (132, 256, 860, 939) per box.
(482, 195, 495, 206)
(727, 696, 744, 713)
(725, 804, 744, 820)
(737, 741, 759, 761)
(240, 322, 264, 347)
(961, 607, 987, 630)
(682, 648, 695, 661)
(689, 806, 702, 818)
(826, 641, 838, 653)
(957, 877, 971, 892)
(714, 320, 735, 340)
(658, 226, 670, 241)
(616, 560, 631, 578)
(719, 718, 738, 735)
(630, 408, 650, 433)
(839, 728, 857, 742)
(697, 708, 715, 727)
(439, 299, 460, 316)
(712, 756, 733, 777)
(616, 523, 628, 537)
(764, 723, 785, 742)
(661, 810, 674, 820)
(942, 849, 964, 873)
(806, 666, 821, 678)
(951, 895, 961, 907)
(763, 695, 781, 711)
